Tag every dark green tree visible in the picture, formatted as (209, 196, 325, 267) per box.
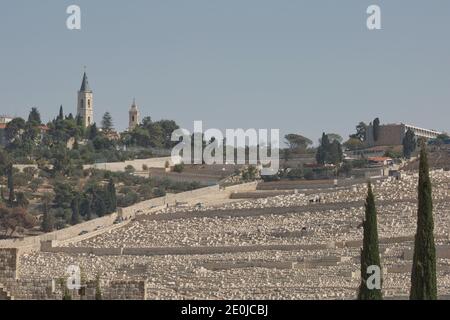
(27, 107, 42, 125)
(0, 148, 11, 176)
(6, 164, 15, 204)
(95, 274, 102, 300)
(316, 133, 343, 165)
(70, 197, 81, 225)
(58, 105, 64, 121)
(41, 193, 55, 232)
(76, 115, 83, 127)
(88, 123, 98, 140)
(403, 129, 416, 159)
(92, 195, 107, 217)
(373, 118, 381, 142)
(107, 179, 117, 213)
(358, 183, 383, 300)
(4, 117, 26, 145)
(101, 112, 114, 132)
(316, 133, 329, 165)
(53, 182, 75, 209)
(410, 146, 437, 300)
(15, 192, 29, 208)
(80, 198, 92, 220)
(284, 134, 313, 152)
(350, 122, 368, 142)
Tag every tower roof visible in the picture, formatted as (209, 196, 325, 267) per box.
(80, 72, 92, 92)
(130, 98, 139, 111)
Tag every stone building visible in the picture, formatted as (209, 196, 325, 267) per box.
(366, 123, 442, 147)
(128, 99, 140, 131)
(77, 72, 94, 128)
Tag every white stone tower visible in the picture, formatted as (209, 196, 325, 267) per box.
(129, 98, 140, 131)
(77, 72, 94, 127)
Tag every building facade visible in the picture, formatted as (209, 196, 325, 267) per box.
(77, 72, 94, 127)
(366, 123, 442, 147)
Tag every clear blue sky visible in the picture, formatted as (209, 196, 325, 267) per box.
(0, 0, 449, 144)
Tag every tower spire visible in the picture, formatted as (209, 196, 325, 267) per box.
(80, 69, 91, 92)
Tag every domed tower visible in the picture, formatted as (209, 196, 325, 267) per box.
(129, 98, 140, 131)
(77, 71, 94, 127)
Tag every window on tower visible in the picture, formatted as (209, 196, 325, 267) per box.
(88, 99, 91, 108)
(81, 99, 84, 107)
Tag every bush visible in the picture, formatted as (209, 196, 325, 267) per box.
(304, 168, 314, 180)
(287, 167, 303, 180)
(117, 191, 139, 207)
(29, 178, 44, 193)
(153, 187, 166, 197)
(137, 184, 153, 200)
(124, 165, 135, 173)
(23, 167, 38, 179)
(173, 163, 185, 173)
(242, 165, 259, 182)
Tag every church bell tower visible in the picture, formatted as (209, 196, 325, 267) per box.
(129, 98, 140, 131)
(77, 71, 94, 127)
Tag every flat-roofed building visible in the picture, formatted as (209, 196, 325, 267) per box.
(366, 123, 442, 147)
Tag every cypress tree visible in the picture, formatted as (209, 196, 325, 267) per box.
(95, 274, 102, 300)
(373, 118, 380, 141)
(71, 197, 81, 225)
(42, 211, 55, 233)
(403, 129, 416, 159)
(410, 146, 437, 300)
(107, 179, 117, 213)
(7, 164, 15, 204)
(358, 182, 383, 300)
(88, 123, 98, 140)
(58, 105, 64, 121)
(86, 199, 93, 220)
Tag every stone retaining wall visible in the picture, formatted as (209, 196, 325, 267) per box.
(0, 249, 18, 281)
(202, 261, 293, 271)
(0, 182, 257, 251)
(121, 182, 257, 217)
(0, 213, 121, 251)
(84, 156, 181, 172)
(6, 279, 147, 300)
(42, 243, 335, 256)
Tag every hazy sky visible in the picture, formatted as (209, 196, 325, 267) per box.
(0, 0, 449, 144)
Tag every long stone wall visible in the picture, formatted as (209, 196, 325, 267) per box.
(0, 182, 257, 251)
(0, 213, 121, 251)
(6, 278, 147, 300)
(83, 156, 181, 172)
(0, 248, 147, 300)
(42, 243, 335, 256)
(120, 182, 257, 217)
